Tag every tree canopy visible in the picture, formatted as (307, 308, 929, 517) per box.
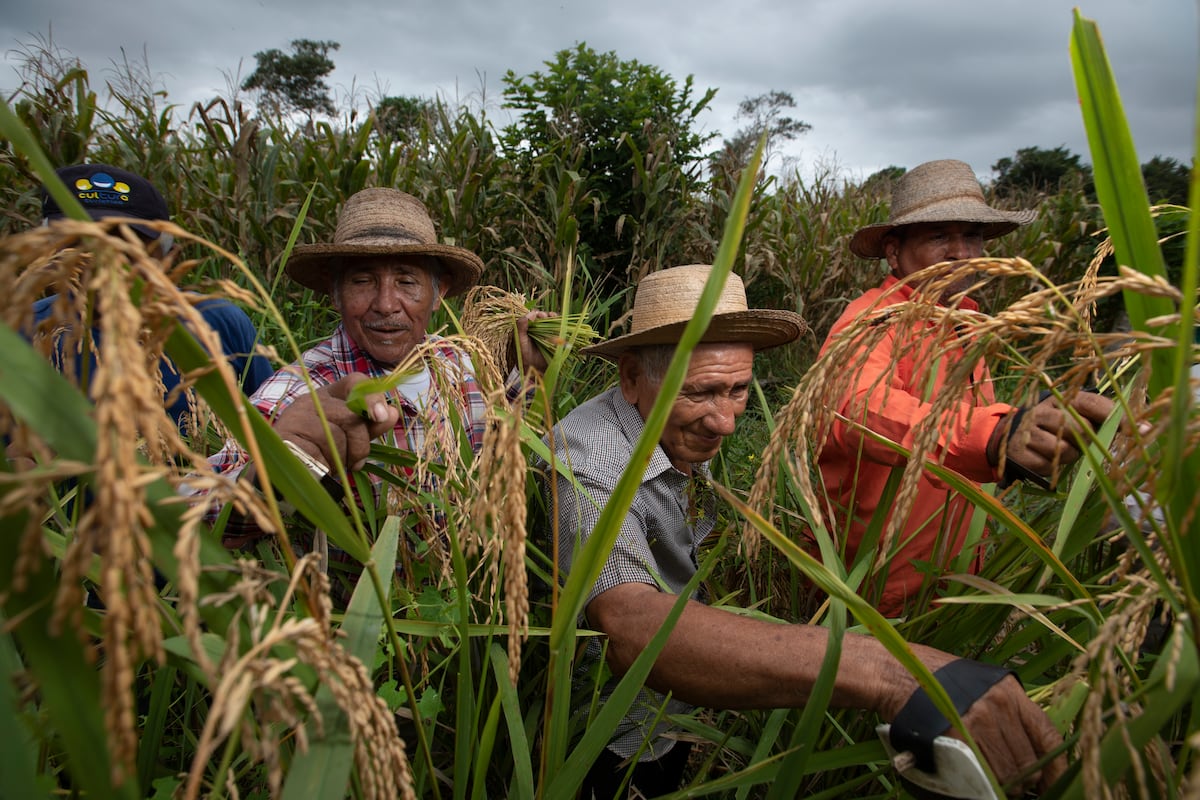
(714, 91, 811, 175)
(1141, 155, 1191, 205)
(373, 95, 436, 142)
(242, 39, 340, 119)
(992, 145, 1092, 197)
(500, 43, 717, 284)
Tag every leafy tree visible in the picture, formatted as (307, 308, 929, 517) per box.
(992, 145, 1092, 197)
(501, 43, 717, 286)
(714, 90, 811, 174)
(1141, 155, 1191, 205)
(861, 165, 907, 195)
(373, 95, 435, 142)
(242, 39, 340, 120)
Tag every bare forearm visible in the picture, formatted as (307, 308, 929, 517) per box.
(588, 582, 1064, 791)
(589, 584, 939, 716)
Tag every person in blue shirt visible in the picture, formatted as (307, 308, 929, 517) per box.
(31, 163, 273, 431)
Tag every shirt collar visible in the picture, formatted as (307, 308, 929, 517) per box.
(611, 386, 711, 481)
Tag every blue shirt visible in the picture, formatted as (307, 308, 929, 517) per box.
(30, 293, 273, 428)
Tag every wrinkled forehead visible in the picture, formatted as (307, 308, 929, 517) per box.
(889, 220, 986, 241)
(336, 254, 442, 281)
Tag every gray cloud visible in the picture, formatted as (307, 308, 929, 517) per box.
(3, 0, 1194, 183)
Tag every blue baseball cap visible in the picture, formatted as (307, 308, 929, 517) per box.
(42, 164, 171, 245)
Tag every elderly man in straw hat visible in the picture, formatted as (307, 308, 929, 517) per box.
(543, 264, 1065, 797)
(817, 159, 1114, 617)
(210, 188, 547, 550)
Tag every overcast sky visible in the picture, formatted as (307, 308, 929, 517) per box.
(3, 0, 1195, 184)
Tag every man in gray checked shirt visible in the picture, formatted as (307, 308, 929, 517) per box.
(542, 264, 1066, 799)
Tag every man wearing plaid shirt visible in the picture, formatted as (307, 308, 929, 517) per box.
(544, 265, 1066, 798)
(210, 188, 546, 549)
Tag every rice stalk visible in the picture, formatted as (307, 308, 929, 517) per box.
(184, 555, 413, 800)
(460, 284, 597, 375)
(466, 382, 534, 683)
(748, 257, 1168, 566)
(365, 333, 505, 591)
(1072, 577, 1180, 798)
(0, 218, 287, 785)
(12, 224, 177, 781)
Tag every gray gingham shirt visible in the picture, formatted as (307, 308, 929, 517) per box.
(541, 386, 716, 762)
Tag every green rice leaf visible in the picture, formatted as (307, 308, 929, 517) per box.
(540, 134, 769, 776)
(344, 362, 424, 417)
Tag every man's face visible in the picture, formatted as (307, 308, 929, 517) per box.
(884, 221, 986, 284)
(619, 342, 755, 474)
(331, 255, 444, 366)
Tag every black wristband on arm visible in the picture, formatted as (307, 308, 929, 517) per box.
(889, 659, 1016, 774)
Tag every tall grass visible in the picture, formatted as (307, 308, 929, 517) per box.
(0, 11, 1196, 799)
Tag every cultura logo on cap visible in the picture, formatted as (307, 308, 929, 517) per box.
(74, 171, 135, 207)
(41, 164, 172, 244)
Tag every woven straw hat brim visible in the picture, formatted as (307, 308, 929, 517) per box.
(286, 242, 484, 297)
(850, 203, 1036, 259)
(582, 310, 808, 360)
(849, 160, 1036, 260)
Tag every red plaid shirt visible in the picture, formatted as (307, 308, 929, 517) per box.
(207, 325, 488, 538)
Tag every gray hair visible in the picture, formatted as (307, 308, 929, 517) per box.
(631, 344, 677, 385)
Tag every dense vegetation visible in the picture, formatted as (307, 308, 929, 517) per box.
(0, 12, 1197, 799)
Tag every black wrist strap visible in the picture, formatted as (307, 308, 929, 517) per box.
(889, 659, 1016, 773)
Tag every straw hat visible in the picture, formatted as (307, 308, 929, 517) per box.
(849, 159, 1036, 259)
(286, 188, 484, 297)
(582, 264, 807, 360)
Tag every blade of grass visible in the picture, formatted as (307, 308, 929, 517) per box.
(0, 507, 141, 799)
(766, 596, 847, 800)
(0, 97, 90, 221)
(136, 666, 178, 792)
(1072, 8, 1200, 612)
(0, 619, 53, 798)
(545, 543, 718, 799)
(487, 645, 535, 800)
(539, 135, 769, 782)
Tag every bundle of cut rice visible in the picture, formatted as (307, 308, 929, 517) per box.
(460, 285, 597, 374)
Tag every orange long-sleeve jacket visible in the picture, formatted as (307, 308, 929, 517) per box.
(817, 275, 1011, 616)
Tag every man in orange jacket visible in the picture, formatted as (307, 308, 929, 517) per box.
(818, 159, 1113, 616)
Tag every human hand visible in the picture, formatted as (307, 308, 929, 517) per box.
(880, 657, 1065, 795)
(988, 391, 1115, 483)
(271, 373, 400, 470)
(513, 310, 556, 375)
(956, 673, 1066, 795)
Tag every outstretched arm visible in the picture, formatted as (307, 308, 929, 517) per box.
(587, 582, 1064, 793)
